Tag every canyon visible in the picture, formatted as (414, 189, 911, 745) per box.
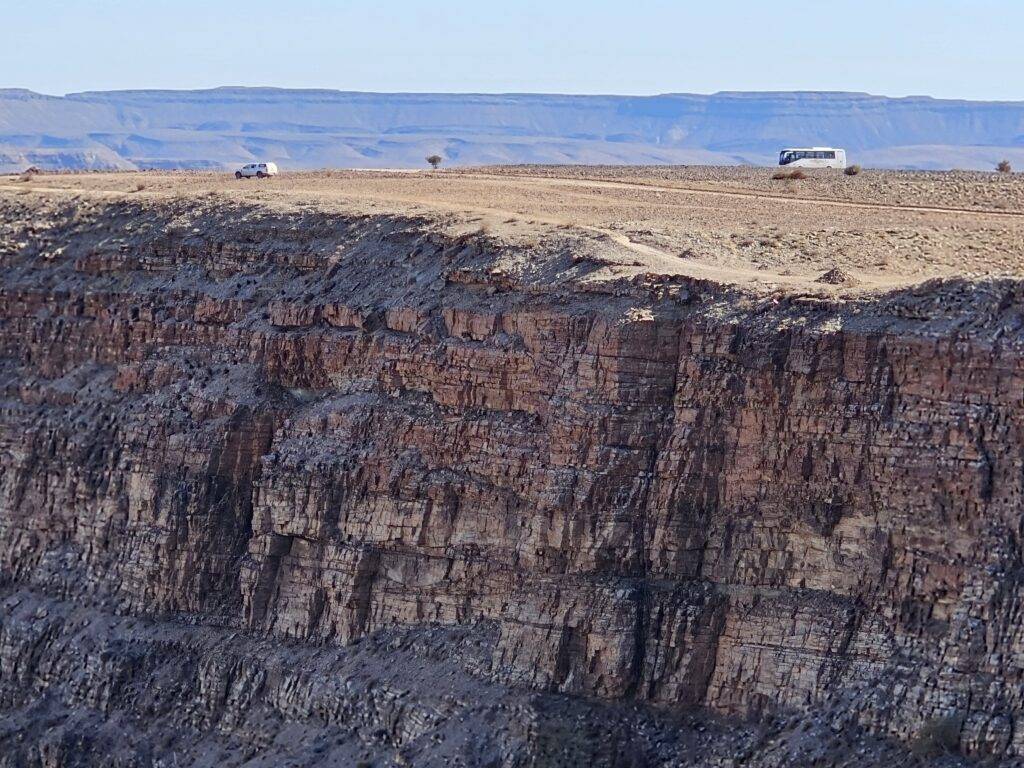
(3, 167, 1024, 766)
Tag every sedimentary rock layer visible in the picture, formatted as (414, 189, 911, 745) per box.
(2, 193, 1024, 762)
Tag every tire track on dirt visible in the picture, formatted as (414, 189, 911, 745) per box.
(462, 172, 1024, 219)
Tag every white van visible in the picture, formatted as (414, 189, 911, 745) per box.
(235, 162, 279, 179)
(778, 148, 847, 170)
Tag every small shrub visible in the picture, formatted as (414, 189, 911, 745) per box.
(426, 154, 443, 170)
(912, 714, 962, 757)
(997, 159, 1012, 173)
(17, 166, 40, 182)
(772, 169, 807, 181)
(844, 164, 862, 176)
(132, 182, 146, 193)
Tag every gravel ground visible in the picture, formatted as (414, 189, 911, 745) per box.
(5, 165, 1024, 301)
(476, 164, 1024, 213)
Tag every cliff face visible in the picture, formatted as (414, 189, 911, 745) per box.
(2, 193, 1024, 764)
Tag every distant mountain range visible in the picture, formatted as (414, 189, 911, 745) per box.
(3, 87, 1024, 172)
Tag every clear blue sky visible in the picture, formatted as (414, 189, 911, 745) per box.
(4, 0, 1023, 100)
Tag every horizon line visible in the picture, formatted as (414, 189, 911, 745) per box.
(4, 86, 1022, 104)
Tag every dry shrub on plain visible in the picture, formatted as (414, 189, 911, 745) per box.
(772, 169, 807, 181)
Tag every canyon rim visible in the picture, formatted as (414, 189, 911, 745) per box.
(3, 167, 1024, 766)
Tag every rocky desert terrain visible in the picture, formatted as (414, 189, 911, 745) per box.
(3, 166, 1024, 766)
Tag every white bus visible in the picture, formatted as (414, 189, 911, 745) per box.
(778, 147, 847, 169)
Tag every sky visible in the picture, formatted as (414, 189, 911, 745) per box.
(3, 0, 1023, 101)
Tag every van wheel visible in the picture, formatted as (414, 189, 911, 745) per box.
(257, 171, 266, 178)
(235, 171, 242, 179)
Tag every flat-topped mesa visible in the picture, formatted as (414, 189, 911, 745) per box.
(3, 189, 1024, 762)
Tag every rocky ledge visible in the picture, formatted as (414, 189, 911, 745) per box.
(2, 193, 1024, 766)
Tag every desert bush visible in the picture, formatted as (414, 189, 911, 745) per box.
(17, 166, 40, 182)
(426, 154, 443, 169)
(844, 164, 862, 176)
(997, 159, 1012, 173)
(132, 182, 146, 192)
(911, 714, 962, 757)
(772, 169, 807, 181)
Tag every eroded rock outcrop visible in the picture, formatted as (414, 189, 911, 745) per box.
(2, 194, 1024, 764)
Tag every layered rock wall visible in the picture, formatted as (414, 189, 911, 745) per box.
(3, 197, 1024, 758)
